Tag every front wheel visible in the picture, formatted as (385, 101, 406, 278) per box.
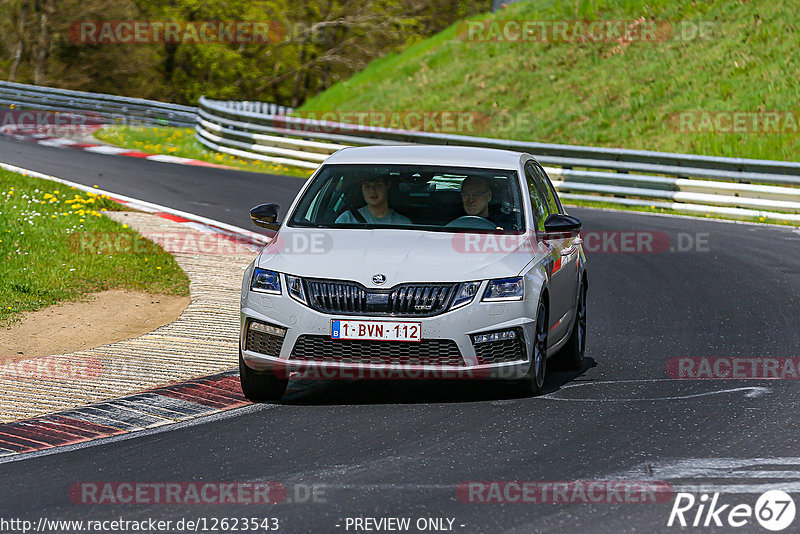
(519, 300, 548, 396)
(239, 350, 288, 402)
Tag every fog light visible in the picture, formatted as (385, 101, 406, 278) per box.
(473, 329, 517, 344)
(249, 321, 286, 337)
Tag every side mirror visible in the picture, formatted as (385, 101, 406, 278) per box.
(250, 203, 281, 231)
(543, 213, 582, 238)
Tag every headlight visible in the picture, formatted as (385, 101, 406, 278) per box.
(251, 268, 281, 294)
(451, 281, 481, 309)
(285, 274, 307, 304)
(483, 277, 523, 302)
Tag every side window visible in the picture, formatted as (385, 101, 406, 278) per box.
(534, 163, 562, 214)
(524, 163, 549, 232)
(305, 175, 344, 223)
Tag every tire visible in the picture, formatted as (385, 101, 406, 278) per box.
(519, 299, 548, 396)
(552, 279, 587, 371)
(239, 350, 288, 402)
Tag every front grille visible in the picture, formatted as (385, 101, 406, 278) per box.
(290, 335, 465, 366)
(246, 329, 285, 358)
(305, 279, 367, 313)
(473, 329, 526, 364)
(304, 279, 455, 317)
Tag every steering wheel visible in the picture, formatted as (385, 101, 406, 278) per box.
(445, 216, 498, 230)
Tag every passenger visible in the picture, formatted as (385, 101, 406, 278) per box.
(335, 176, 411, 225)
(458, 176, 515, 229)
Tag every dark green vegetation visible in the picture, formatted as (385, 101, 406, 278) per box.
(0, 0, 482, 106)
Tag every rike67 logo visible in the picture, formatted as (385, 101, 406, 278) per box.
(668, 491, 796, 531)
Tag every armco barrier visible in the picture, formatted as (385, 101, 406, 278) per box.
(1, 82, 798, 223)
(196, 97, 800, 223)
(0, 80, 196, 127)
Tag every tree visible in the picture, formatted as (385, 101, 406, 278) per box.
(0, 0, 486, 106)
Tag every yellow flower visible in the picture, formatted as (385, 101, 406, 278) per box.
(122, 224, 128, 228)
(53, 190, 60, 194)
(156, 266, 162, 270)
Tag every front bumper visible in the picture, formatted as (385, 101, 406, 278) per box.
(240, 279, 538, 380)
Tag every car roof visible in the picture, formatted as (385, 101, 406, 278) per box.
(323, 145, 529, 170)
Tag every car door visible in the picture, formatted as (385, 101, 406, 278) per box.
(527, 162, 578, 344)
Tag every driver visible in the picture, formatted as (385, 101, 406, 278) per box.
(335, 176, 411, 225)
(457, 176, 514, 229)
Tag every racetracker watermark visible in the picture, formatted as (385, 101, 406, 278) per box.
(456, 19, 714, 43)
(273, 111, 493, 135)
(69, 482, 326, 505)
(670, 111, 800, 134)
(0, 110, 104, 135)
(68, 231, 257, 256)
(456, 481, 675, 503)
(1, 517, 281, 533)
(273, 110, 575, 136)
(667, 358, 800, 379)
(271, 362, 510, 381)
(0, 356, 103, 381)
(451, 231, 709, 254)
(69, 21, 286, 44)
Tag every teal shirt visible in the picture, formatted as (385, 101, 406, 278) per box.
(335, 206, 411, 225)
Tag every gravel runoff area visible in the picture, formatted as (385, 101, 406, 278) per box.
(0, 210, 257, 423)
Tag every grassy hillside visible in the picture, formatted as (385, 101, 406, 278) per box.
(298, 0, 800, 162)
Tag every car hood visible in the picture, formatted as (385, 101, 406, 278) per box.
(256, 227, 540, 286)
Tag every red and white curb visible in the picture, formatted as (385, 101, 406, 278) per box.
(1, 126, 232, 169)
(0, 372, 248, 457)
(0, 161, 272, 252)
(0, 162, 279, 456)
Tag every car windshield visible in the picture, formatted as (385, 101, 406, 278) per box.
(288, 164, 525, 233)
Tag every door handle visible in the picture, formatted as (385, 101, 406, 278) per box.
(560, 245, 576, 257)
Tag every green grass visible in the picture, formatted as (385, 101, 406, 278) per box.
(94, 126, 314, 178)
(299, 0, 800, 162)
(0, 169, 190, 324)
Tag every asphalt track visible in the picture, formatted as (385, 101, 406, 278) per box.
(2, 135, 800, 533)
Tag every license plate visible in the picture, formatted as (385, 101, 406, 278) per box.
(331, 320, 421, 342)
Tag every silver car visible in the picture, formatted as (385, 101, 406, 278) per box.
(239, 145, 587, 400)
